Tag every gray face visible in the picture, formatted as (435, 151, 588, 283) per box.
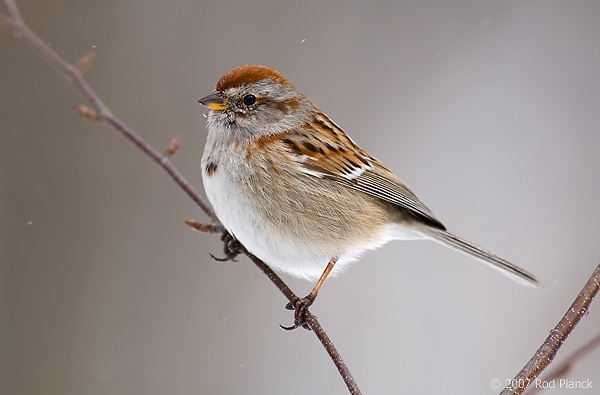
(207, 80, 313, 141)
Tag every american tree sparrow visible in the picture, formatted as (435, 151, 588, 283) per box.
(198, 65, 541, 329)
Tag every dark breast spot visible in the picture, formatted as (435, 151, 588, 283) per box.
(205, 161, 218, 176)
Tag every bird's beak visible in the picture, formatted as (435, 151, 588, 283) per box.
(198, 92, 228, 111)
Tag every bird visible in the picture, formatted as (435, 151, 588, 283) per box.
(198, 65, 541, 329)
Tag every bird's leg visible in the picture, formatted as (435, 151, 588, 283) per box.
(282, 257, 338, 331)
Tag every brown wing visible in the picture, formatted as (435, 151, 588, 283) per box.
(281, 112, 446, 230)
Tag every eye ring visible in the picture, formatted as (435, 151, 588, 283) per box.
(243, 94, 256, 106)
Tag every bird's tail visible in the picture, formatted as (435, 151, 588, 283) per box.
(419, 227, 543, 288)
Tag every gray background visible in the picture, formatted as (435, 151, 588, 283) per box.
(2, 1, 600, 394)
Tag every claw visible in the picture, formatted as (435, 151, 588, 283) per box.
(210, 232, 242, 262)
(280, 295, 316, 331)
(209, 252, 236, 262)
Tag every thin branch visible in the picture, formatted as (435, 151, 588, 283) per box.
(242, 247, 361, 395)
(0, 4, 218, 223)
(306, 314, 361, 395)
(500, 262, 600, 395)
(525, 332, 600, 395)
(5, 0, 22, 21)
(0, 2, 360, 394)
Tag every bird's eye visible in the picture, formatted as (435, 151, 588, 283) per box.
(243, 94, 256, 106)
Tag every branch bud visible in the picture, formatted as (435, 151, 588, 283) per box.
(164, 135, 181, 158)
(185, 220, 221, 234)
(76, 51, 95, 74)
(73, 104, 99, 121)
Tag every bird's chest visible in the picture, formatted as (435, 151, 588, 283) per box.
(201, 145, 291, 243)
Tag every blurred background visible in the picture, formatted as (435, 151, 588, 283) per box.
(2, 1, 600, 394)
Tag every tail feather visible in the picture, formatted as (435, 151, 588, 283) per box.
(419, 227, 543, 288)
